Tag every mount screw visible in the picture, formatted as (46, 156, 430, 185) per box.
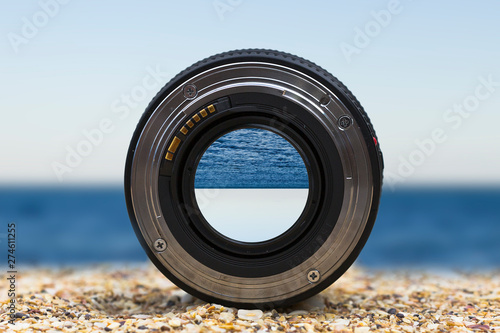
(338, 115, 352, 129)
(183, 84, 197, 99)
(154, 238, 167, 253)
(307, 269, 320, 283)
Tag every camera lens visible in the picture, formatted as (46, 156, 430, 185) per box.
(125, 49, 383, 308)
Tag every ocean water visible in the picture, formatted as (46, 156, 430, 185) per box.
(0, 186, 499, 268)
(195, 128, 309, 189)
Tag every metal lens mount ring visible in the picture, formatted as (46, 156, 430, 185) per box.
(125, 49, 384, 308)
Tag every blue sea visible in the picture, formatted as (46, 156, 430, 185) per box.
(1, 186, 499, 268)
(195, 128, 309, 188)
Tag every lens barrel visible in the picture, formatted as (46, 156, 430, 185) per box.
(125, 49, 383, 308)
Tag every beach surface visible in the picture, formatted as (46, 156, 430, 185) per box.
(1, 264, 499, 332)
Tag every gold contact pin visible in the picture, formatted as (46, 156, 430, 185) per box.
(208, 104, 215, 113)
(200, 109, 208, 117)
(168, 136, 181, 153)
(180, 126, 188, 135)
(193, 114, 201, 122)
(186, 120, 194, 128)
(165, 152, 173, 161)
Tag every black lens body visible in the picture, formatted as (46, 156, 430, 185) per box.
(125, 49, 383, 308)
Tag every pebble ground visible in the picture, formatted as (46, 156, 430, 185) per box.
(1, 264, 499, 332)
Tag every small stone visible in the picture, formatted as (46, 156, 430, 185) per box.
(388, 308, 397, 315)
(396, 313, 405, 319)
(237, 309, 263, 321)
(354, 327, 370, 333)
(197, 307, 207, 316)
(288, 310, 308, 316)
(181, 293, 194, 304)
(108, 322, 120, 329)
(334, 319, 350, 326)
(168, 319, 182, 327)
(467, 324, 490, 331)
(294, 294, 325, 311)
(132, 314, 151, 319)
(427, 323, 439, 330)
(15, 312, 29, 319)
(219, 312, 235, 323)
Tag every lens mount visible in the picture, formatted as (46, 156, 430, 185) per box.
(125, 49, 383, 308)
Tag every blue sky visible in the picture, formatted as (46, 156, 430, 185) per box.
(1, 0, 499, 186)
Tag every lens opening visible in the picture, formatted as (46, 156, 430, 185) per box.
(194, 127, 309, 243)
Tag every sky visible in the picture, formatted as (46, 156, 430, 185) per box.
(1, 0, 499, 187)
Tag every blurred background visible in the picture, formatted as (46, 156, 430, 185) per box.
(1, 1, 499, 268)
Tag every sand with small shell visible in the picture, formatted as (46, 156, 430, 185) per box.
(1, 264, 499, 332)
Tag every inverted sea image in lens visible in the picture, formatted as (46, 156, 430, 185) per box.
(195, 128, 309, 243)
